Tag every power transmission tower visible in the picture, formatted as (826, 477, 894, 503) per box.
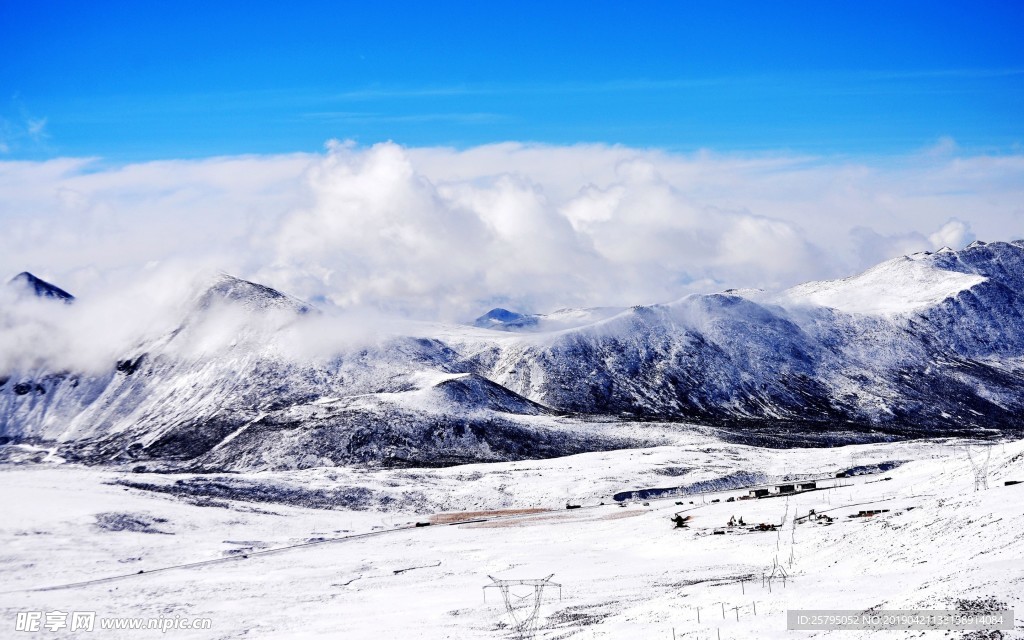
(484, 574, 561, 639)
(763, 557, 789, 592)
(965, 443, 992, 491)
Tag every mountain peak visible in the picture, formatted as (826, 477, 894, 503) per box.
(194, 273, 312, 315)
(8, 272, 75, 303)
(472, 307, 539, 331)
(783, 252, 987, 315)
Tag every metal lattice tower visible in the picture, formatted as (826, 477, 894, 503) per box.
(763, 556, 790, 592)
(965, 443, 993, 491)
(484, 574, 561, 639)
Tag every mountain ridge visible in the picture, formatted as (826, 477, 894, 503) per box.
(4, 241, 1024, 470)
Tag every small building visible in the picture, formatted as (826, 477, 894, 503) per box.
(773, 484, 796, 494)
(749, 488, 770, 498)
(798, 481, 817, 491)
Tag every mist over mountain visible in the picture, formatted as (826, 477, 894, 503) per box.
(3, 241, 1024, 470)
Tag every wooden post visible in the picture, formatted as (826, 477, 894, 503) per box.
(753, 601, 757, 615)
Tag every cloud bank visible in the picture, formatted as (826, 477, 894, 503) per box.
(2, 141, 1023, 323)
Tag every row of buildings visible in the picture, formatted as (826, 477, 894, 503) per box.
(747, 481, 817, 498)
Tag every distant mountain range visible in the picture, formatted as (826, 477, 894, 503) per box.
(4, 240, 1024, 470)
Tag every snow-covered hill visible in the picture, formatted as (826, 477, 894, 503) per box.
(4, 241, 1024, 470)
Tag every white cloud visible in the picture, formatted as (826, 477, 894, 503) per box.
(26, 117, 47, 140)
(0, 100, 50, 153)
(1, 140, 1022, 330)
(928, 218, 976, 249)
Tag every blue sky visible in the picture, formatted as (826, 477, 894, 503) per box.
(2, 1, 1022, 159)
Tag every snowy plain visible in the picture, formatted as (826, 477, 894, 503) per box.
(1, 433, 1022, 639)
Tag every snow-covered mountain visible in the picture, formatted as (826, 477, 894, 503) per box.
(4, 241, 1024, 470)
(7, 271, 75, 303)
(0, 272, 632, 469)
(467, 241, 1024, 434)
(472, 306, 624, 332)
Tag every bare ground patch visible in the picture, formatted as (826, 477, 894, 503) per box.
(465, 507, 647, 528)
(428, 507, 549, 524)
